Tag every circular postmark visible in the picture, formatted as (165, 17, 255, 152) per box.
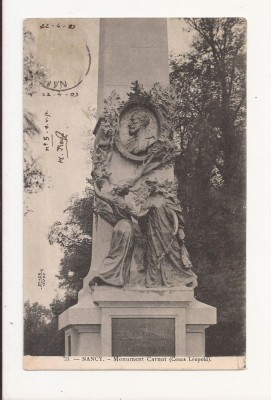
(37, 30, 91, 92)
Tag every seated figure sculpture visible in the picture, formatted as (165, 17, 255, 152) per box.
(89, 109, 197, 289)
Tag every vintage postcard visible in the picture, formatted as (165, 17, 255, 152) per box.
(23, 17, 246, 370)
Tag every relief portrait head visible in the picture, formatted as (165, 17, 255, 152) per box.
(127, 111, 150, 136)
(117, 107, 159, 158)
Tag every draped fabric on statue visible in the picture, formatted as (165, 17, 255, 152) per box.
(90, 219, 134, 287)
(138, 195, 197, 288)
(90, 194, 197, 288)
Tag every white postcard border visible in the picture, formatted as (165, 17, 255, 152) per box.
(3, 0, 271, 399)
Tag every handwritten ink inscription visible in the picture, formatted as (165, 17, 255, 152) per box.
(38, 269, 46, 289)
(112, 318, 175, 357)
(42, 111, 69, 163)
(43, 110, 52, 151)
(40, 23, 75, 30)
(55, 131, 68, 163)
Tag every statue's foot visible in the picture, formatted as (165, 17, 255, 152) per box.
(185, 277, 198, 289)
(89, 276, 125, 288)
(89, 277, 101, 287)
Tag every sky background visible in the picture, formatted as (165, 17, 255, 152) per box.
(24, 18, 193, 307)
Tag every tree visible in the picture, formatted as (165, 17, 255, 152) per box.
(24, 29, 48, 97)
(170, 18, 246, 235)
(48, 188, 94, 305)
(24, 300, 64, 356)
(170, 18, 246, 355)
(24, 28, 49, 213)
(24, 111, 48, 194)
(24, 187, 95, 356)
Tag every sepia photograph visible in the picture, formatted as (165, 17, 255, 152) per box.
(4, 0, 271, 397)
(22, 17, 247, 370)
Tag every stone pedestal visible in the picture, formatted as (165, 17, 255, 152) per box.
(59, 286, 216, 356)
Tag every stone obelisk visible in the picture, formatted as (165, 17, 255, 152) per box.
(59, 19, 216, 357)
(97, 18, 169, 113)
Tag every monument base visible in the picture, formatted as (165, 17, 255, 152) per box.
(59, 286, 216, 357)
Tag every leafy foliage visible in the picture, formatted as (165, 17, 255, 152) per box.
(132, 177, 178, 211)
(24, 190, 95, 355)
(24, 30, 48, 96)
(23, 111, 47, 195)
(24, 300, 64, 356)
(48, 189, 94, 302)
(92, 81, 181, 192)
(23, 31, 50, 200)
(170, 18, 246, 355)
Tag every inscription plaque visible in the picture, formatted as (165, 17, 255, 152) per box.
(112, 318, 175, 356)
